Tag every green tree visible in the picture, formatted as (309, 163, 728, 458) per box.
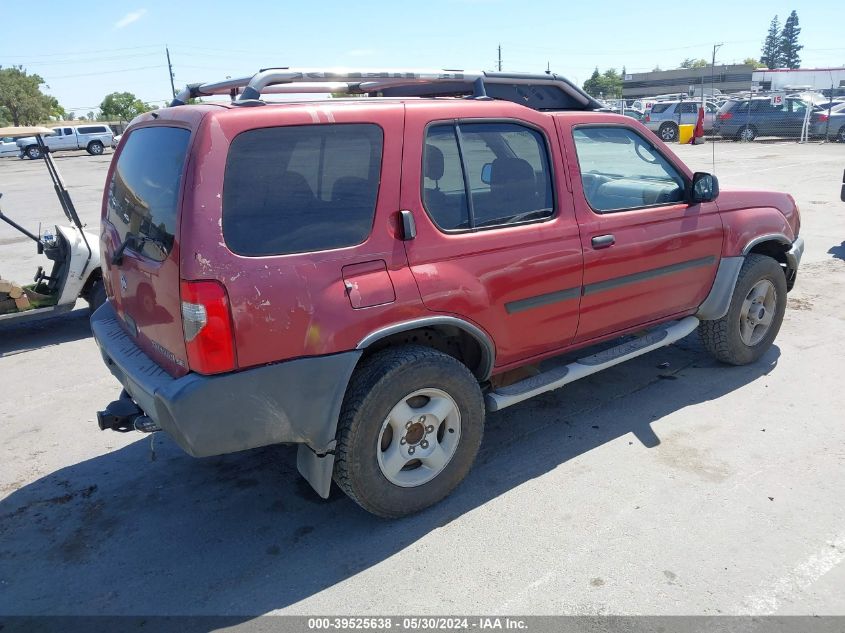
(99, 91, 152, 123)
(760, 15, 782, 68)
(0, 66, 62, 125)
(780, 10, 802, 69)
(680, 58, 708, 69)
(743, 57, 766, 69)
(582, 67, 623, 99)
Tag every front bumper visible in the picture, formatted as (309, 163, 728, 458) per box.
(91, 301, 361, 458)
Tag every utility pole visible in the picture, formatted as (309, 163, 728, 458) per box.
(166, 46, 176, 99)
(711, 43, 723, 101)
(497, 45, 502, 72)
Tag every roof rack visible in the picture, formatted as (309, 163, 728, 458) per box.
(170, 68, 603, 112)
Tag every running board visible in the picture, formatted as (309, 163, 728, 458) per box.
(485, 316, 700, 412)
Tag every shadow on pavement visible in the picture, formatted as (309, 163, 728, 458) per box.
(0, 307, 91, 357)
(0, 337, 779, 618)
(828, 242, 845, 261)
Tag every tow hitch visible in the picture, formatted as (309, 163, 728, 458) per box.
(97, 392, 161, 433)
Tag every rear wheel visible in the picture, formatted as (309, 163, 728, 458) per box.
(333, 345, 484, 518)
(699, 254, 787, 365)
(837, 125, 845, 142)
(737, 125, 757, 142)
(659, 122, 679, 142)
(25, 145, 41, 159)
(87, 141, 104, 155)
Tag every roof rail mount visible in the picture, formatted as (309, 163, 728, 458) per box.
(169, 67, 603, 112)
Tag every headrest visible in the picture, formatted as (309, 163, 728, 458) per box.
(425, 144, 444, 181)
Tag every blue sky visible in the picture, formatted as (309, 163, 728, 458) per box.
(2, 0, 843, 117)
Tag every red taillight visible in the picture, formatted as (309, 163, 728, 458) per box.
(180, 279, 236, 375)
(644, 114, 650, 122)
(718, 112, 733, 121)
(817, 113, 829, 122)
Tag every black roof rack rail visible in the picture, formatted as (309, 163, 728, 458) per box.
(170, 68, 603, 112)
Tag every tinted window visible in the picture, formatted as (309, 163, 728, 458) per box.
(78, 126, 107, 134)
(223, 124, 383, 257)
(64, 128, 73, 135)
(107, 127, 190, 261)
(422, 122, 553, 231)
(650, 103, 672, 114)
(573, 126, 686, 213)
(678, 102, 698, 114)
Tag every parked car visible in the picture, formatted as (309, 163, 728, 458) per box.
(811, 102, 845, 142)
(0, 135, 21, 157)
(111, 133, 123, 148)
(644, 100, 719, 141)
(713, 96, 812, 141)
(16, 124, 113, 158)
(92, 68, 803, 518)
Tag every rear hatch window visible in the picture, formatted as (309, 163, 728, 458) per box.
(222, 124, 383, 257)
(107, 127, 190, 261)
(104, 126, 192, 376)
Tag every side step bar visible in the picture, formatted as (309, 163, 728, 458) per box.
(485, 316, 700, 412)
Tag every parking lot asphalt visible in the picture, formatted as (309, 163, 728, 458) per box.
(1, 141, 844, 618)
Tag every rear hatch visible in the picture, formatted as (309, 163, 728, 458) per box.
(101, 124, 192, 377)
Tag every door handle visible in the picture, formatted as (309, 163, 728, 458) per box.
(591, 234, 615, 249)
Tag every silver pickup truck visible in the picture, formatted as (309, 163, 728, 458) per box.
(16, 124, 114, 159)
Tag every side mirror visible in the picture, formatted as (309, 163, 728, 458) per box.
(481, 163, 492, 185)
(690, 172, 719, 203)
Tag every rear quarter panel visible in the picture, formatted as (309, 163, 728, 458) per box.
(179, 103, 426, 370)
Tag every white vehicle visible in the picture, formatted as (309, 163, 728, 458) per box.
(16, 124, 113, 159)
(0, 127, 104, 326)
(0, 136, 19, 157)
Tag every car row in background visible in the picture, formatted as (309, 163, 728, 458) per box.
(713, 97, 845, 142)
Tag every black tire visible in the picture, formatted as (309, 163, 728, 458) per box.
(699, 254, 787, 365)
(737, 125, 757, 142)
(25, 145, 41, 159)
(87, 141, 104, 155)
(659, 122, 679, 142)
(86, 278, 107, 316)
(837, 125, 845, 143)
(333, 345, 484, 518)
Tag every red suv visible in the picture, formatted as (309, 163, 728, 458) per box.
(92, 69, 804, 517)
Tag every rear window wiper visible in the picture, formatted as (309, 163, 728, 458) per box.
(111, 233, 168, 265)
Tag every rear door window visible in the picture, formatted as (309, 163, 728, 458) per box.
(223, 124, 383, 257)
(422, 122, 554, 231)
(106, 126, 191, 261)
(650, 103, 672, 114)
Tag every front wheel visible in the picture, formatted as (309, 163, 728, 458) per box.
(25, 145, 42, 159)
(699, 254, 787, 365)
(837, 125, 845, 143)
(333, 345, 484, 518)
(87, 141, 104, 155)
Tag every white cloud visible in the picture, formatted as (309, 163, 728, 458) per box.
(114, 9, 147, 29)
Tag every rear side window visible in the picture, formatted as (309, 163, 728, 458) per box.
(223, 124, 383, 257)
(107, 126, 190, 261)
(650, 103, 672, 114)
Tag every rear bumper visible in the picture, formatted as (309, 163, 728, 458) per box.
(91, 301, 361, 457)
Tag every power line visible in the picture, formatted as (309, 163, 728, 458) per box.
(1, 44, 160, 60)
(42, 65, 164, 80)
